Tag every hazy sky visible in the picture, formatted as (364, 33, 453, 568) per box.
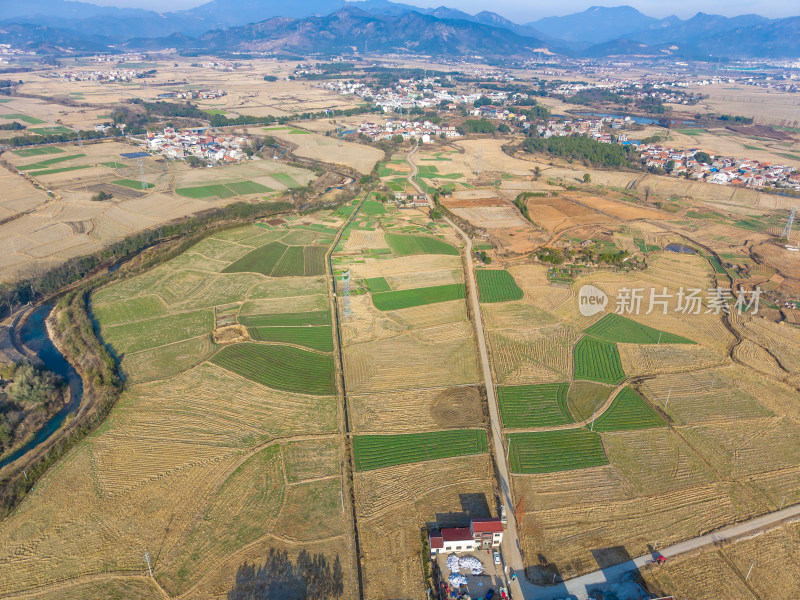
(88, 0, 798, 21)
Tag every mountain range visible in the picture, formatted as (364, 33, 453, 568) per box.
(0, 1, 797, 59)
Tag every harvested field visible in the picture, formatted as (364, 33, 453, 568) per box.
(101, 309, 213, 355)
(490, 324, 579, 384)
(604, 429, 716, 494)
(566, 381, 613, 422)
(450, 206, 529, 229)
(271, 129, 382, 174)
(619, 342, 725, 378)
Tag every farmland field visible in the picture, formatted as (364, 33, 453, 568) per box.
(591, 386, 666, 431)
(11, 146, 64, 157)
(239, 310, 330, 327)
(365, 276, 392, 292)
(16, 153, 86, 170)
(385, 233, 459, 256)
(508, 429, 608, 473)
(223, 241, 288, 275)
(371, 283, 465, 311)
(111, 179, 155, 190)
(211, 342, 335, 395)
(353, 430, 488, 471)
(476, 269, 524, 303)
(248, 325, 333, 352)
(585, 313, 694, 345)
(573, 336, 626, 384)
(498, 383, 572, 428)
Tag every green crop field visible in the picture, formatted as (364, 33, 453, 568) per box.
(16, 154, 86, 171)
(271, 173, 301, 188)
(176, 184, 237, 199)
(210, 342, 335, 395)
(12, 147, 64, 157)
(353, 430, 488, 471)
(91, 295, 167, 327)
(28, 165, 92, 177)
(29, 126, 73, 135)
(573, 336, 625, 384)
(385, 233, 459, 256)
(476, 270, 524, 303)
(101, 161, 128, 168)
(498, 383, 572, 428)
(1, 113, 46, 124)
(226, 181, 273, 195)
(271, 246, 306, 277)
(591, 387, 666, 431)
(248, 326, 333, 352)
(361, 200, 387, 215)
(303, 245, 328, 276)
(112, 179, 155, 190)
(223, 242, 288, 275)
(508, 429, 608, 473)
(372, 283, 465, 311)
(239, 311, 330, 327)
(585, 313, 694, 344)
(365, 277, 392, 293)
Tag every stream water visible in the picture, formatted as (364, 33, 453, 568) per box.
(0, 304, 83, 470)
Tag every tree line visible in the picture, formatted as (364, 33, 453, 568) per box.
(522, 133, 637, 169)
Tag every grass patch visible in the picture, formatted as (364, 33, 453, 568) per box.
(591, 387, 666, 431)
(17, 153, 86, 171)
(249, 326, 333, 352)
(210, 342, 335, 395)
(508, 429, 608, 473)
(239, 311, 330, 327)
(226, 180, 273, 195)
(176, 184, 236, 199)
(223, 242, 288, 276)
(573, 336, 625, 384)
(365, 277, 391, 293)
(567, 381, 612, 422)
(1, 113, 46, 124)
(585, 313, 694, 344)
(12, 146, 64, 157)
(271, 172, 301, 188)
(354, 430, 488, 471)
(28, 165, 92, 177)
(385, 233, 459, 256)
(498, 383, 572, 428)
(112, 179, 155, 190)
(29, 126, 73, 135)
(372, 283, 465, 311)
(361, 200, 387, 215)
(676, 128, 705, 136)
(476, 270, 523, 303)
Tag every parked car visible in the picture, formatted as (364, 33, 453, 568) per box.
(493, 551, 501, 565)
(485, 589, 494, 600)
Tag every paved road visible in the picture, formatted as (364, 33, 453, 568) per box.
(405, 146, 527, 598)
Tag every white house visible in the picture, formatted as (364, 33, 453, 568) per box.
(429, 518, 504, 555)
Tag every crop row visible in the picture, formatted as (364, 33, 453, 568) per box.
(248, 326, 333, 352)
(591, 387, 666, 431)
(210, 342, 335, 395)
(497, 383, 572, 428)
(239, 310, 331, 327)
(573, 336, 625, 384)
(353, 429, 488, 471)
(385, 233, 459, 256)
(371, 283, 466, 311)
(508, 429, 608, 474)
(476, 269, 524, 303)
(584, 313, 694, 345)
(224, 241, 328, 277)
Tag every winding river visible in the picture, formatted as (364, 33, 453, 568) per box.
(0, 304, 83, 470)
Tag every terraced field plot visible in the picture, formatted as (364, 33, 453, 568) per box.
(498, 383, 572, 428)
(353, 430, 488, 471)
(28, 165, 92, 176)
(361, 199, 387, 215)
(364, 276, 392, 292)
(101, 309, 213, 355)
(211, 342, 335, 395)
(239, 310, 330, 327)
(16, 153, 86, 171)
(176, 180, 272, 199)
(385, 233, 459, 256)
(112, 179, 155, 190)
(476, 269, 524, 303)
(224, 241, 327, 277)
(573, 336, 626, 384)
(11, 146, 64, 157)
(508, 429, 608, 473)
(591, 387, 666, 431)
(371, 283, 465, 311)
(248, 325, 333, 352)
(585, 313, 694, 345)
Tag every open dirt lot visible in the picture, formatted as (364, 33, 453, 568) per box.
(271, 129, 383, 174)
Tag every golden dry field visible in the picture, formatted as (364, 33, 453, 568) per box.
(0, 219, 359, 599)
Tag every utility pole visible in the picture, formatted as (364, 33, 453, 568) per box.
(144, 552, 153, 577)
(657, 331, 662, 345)
(590, 411, 596, 431)
(745, 560, 755, 581)
(665, 388, 671, 409)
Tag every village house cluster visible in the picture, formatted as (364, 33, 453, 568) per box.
(640, 145, 800, 189)
(535, 115, 636, 140)
(144, 127, 249, 164)
(357, 119, 460, 142)
(156, 89, 227, 100)
(44, 69, 153, 82)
